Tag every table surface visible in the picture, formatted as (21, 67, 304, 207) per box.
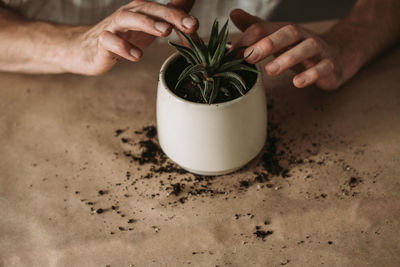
(1, 21, 399, 267)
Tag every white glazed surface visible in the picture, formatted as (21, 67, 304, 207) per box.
(156, 52, 267, 175)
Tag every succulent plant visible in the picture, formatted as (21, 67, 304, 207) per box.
(169, 19, 259, 104)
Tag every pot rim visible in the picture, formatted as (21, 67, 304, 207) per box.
(159, 51, 261, 108)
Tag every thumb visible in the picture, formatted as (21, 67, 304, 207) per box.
(169, 0, 200, 47)
(230, 8, 263, 32)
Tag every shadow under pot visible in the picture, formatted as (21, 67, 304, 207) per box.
(156, 52, 267, 176)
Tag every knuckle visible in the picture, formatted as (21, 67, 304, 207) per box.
(261, 37, 274, 50)
(282, 54, 297, 66)
(113, 10, 125, 26)
(256, 37, 273, 55)
(98, 31, 108, 43)
(135, 2, 152, 14)
(284, 24, 301, 41)
(308, 68, 320, 81)
(306, 37, 320, 51)
(114, 39, 126, 51)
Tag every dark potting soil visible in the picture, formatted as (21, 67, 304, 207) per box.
(164, 56, 258, 104)
(254, 229, 273, 240)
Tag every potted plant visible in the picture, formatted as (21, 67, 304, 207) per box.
(156, 20, 267, 175)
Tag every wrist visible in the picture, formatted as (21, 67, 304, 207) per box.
(54, 25, 91, 74)
(322, 24, 366, 87)
(26, 21, 89, 74)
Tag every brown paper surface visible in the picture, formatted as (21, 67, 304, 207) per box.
(1, 21, 399, 267)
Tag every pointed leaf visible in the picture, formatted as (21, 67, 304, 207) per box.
(189, 73, 201, 83)
(179, 31, 207, 64)
(228, 80, 246, 95)
(175, 64, 206, 89)
(197, 82, 208, 103)
(203, 79, 212, 101)
(229, 64, 260, 74)
(214, 71, 248, 95)
(178, 64, 206, 81)
(220, 87, 230, 97)
(168, 41, 199, 65)
(208, 20, 219, 53)
(216, 19, 229, 48)
(217, 58, 245, 72)
(210, 30, 229, 67)
(218, 63, 259, 74)
(209, 78, 220, 104)
(223, 46, 247, 63)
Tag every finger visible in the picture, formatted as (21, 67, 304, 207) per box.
(293, 58, 334, 88)
(231, 22, 270, 53)
(99, 30, 142, 62)
(111, 10, 172, 37)
(168, 0, 195, 13)
(129, 1, 198, 33)
(230, 8, 264, 32)
(291, 58, 317, 74)
(302, 58, 317, 69)
(168, 0, 198, 46)
(264, 38, 321, 76)
(245, 24, 303, 64)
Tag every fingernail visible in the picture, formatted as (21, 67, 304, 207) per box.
(130, 48, 141, 59)
(295, 76, 305, 86)
(155, 21, 170, 33)
(266, 61, 280, 74)
(245, 47, 260, 63)
(182, 16, 197, 29)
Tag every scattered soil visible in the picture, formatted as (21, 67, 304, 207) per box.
(349, 177, 362, 188)
(164, 56, 258, 104)
(71, 93, 375, 250)
(254, 230, 273, 240)
(96, 208, 104, 214)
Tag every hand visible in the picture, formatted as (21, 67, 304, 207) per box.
(72, 0, 197, 75)
(230, 9, 343, 91)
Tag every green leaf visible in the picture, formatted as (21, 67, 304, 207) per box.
(220, 87, 230, 97)
(175, 64, 206, 89)
(216, 19, 229, 48)
(189, 73, 201, 83)
(217, 58, 245, 72)
(178, 64, 206, 80)
(219, 63, 259, 74)
(175, 65, 191, 89)
(228, 80, 246, 96)
(222, 46, 247, 63)
(168, 41, 199, 65)
(210, 30, 229, 67)
(208, 20, 219, 53)
(209, 78, 220, 104)
(214, 71, 248, 95)
(179, 31, 207, 64)
(243, 49, 255, 60)
(197, 82, 208, 103)
(203, 79, 212, 100)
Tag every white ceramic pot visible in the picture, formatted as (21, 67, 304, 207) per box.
(156, 52, 267, 176)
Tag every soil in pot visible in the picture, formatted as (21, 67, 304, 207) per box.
(165, 56, 258, 104)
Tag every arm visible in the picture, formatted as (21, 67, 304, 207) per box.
(230, 0, 400, 90)
(323, 0, 400, 88)
(0, 0, 196, 75)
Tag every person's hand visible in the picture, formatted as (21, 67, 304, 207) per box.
(71, 0, 197, 75)
(230, 9, 343, 91)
